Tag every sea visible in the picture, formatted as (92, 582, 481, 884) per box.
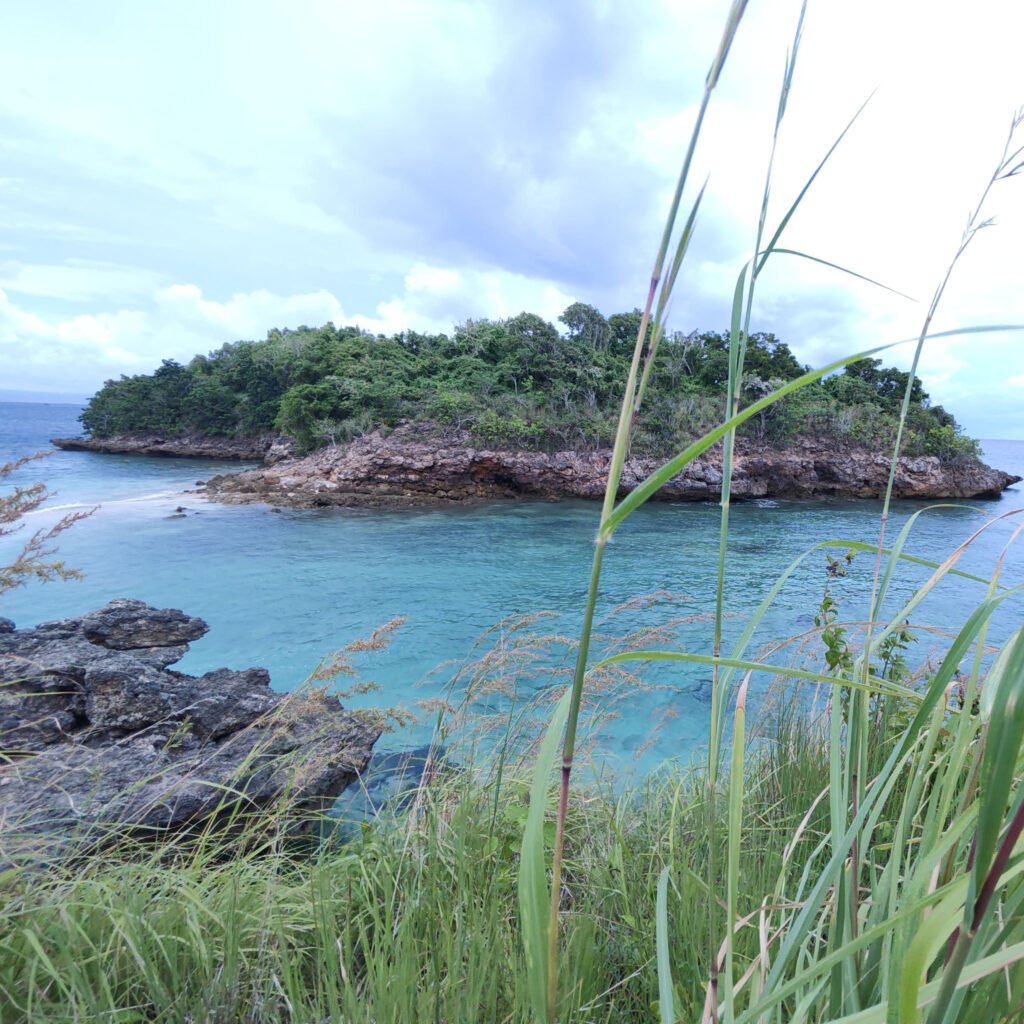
(2, 401, 1023, 780)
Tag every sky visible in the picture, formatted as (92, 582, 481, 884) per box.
(0, 0, 1022, 437)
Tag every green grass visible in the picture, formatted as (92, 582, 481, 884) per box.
(3, 673, 1019, 1023)
(0, 708, 845, 1023)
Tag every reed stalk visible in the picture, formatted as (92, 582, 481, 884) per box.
(533, 5, 751, 1020)
(518, 1, 1024, 1021)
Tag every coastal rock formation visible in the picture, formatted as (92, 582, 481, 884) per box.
(0, 600, 379, 863)
(203, 424, 1021, 507)
(51, 432, 292, 461)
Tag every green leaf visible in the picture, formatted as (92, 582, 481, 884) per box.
(979, 626, 1023, 722)
(517, 688, 571, 1023)
(971, 627, 1024, 910)
(656, 866, 676, 1024)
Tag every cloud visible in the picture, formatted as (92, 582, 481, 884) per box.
(0, 266, 579, 394)
(154, 284, 347, 338)
(0, 0, 1022, 438)
(354, 263, 576, 336)
(0, 260, 164, 304)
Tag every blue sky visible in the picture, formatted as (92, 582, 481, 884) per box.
(1, 0, 1022, 437)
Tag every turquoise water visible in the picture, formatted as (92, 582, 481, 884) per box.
(3, 401, 1023, 777)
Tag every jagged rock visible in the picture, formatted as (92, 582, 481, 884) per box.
(264, 438, 299, 465)
(50, 433, 279, 460)
(79, 598, 207, 649)
(203, 424, 1021, 508)
(0, 601, 379, 865)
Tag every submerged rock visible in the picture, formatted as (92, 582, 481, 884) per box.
(0, 599, 379, 864)
(203, 424, 1021, 508)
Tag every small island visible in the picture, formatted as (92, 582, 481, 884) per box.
(53, 306, 1020, 503)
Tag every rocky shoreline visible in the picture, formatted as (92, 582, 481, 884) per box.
(0, 600, 379, 864)
(51, 432, 295, 462)
(52, 425, 1020, 506)
(203, 424, 1019, 507)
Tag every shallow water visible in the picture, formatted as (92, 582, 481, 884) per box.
(2, 401, 1022, 778)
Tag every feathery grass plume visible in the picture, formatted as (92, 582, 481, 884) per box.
(1, 453, 94, 597)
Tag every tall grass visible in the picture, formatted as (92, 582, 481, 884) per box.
(3, 3, 1024, 1023)
(0, 703, 855, 1022)
(514, 0, 1024, 1019)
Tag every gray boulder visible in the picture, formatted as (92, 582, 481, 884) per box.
(0, 600, 380, 865)
(79, 598, 207, 649)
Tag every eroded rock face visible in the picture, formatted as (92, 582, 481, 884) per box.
(204, 424, 1021, 508)
(0, 600, 379, 864)
(79, 599, 207, 650)
(50, 433, 289, 461)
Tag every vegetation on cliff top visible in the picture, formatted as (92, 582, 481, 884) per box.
(78, 310, 980, 462)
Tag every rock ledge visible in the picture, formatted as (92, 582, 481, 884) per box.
(0, 599, 379, 864)
(203, 425, 1021, 507)
(51, 433, 294, 462)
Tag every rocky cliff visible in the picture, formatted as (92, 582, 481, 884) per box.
(202, 424, 1020, 507)
(0, 600, 379, 864)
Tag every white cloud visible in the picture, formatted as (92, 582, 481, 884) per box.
(0, 261, 164, 303)
(351, 263, 576, 336)
(0, 265, 579, 393)
(154, 285, 347, 338)
(0, 0, 1022, 437)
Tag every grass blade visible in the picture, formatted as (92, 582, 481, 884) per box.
(656, 866, 676, 1024)
(518, 688, 571, 1022)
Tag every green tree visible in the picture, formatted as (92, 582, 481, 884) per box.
(276, 380, 353, 451)
(559, 302, 611, 350)
(842, 357, 928, 407)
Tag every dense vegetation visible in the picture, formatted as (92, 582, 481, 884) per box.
(0, 719, 852, 1022)
(79, 305, 980, 461)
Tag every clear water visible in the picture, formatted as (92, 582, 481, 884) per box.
(3, 401, 1023, 778)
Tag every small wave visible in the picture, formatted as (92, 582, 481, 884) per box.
(753, 498, 779, 508)
(109, 490, 180, 505)
(29, 490, 183, 516)
(32, 501, 94, 514)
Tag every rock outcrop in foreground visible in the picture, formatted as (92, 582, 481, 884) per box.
(204, 425, 1020, 508)
(51, 432, 296, 462)
(0, 600, 379, 864)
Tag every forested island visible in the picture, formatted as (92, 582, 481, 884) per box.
(57, 305, 1019, 503)
(76, 304, 976, 457)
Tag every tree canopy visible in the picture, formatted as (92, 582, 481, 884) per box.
(79, 307, 979, 462)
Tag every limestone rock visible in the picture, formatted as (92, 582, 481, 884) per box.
(79, 598, 207, 650)
(50, 433, 278, 460)
(203, 424, 1020, 508)
(0, 601, 379, 865)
